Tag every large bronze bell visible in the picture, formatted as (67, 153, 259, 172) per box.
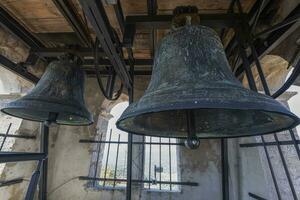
(1, 55, 93, 126)
(117, 25, 300, 138)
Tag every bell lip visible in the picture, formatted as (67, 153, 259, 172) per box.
(1, 108, 94, 126)
(116, 103, 300, 139)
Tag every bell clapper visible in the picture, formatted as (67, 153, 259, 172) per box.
(185, 110, 200, 149)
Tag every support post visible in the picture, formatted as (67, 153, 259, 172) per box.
(39, 122, 49, 200)
(221, 139, 229, 200)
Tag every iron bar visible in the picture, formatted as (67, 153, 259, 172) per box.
(238, 24, 282, 198)
(273, 133, 298, 200)
(250, 44, 270, 95)
(261, 136, 282, 199)
(254, 14, 300, 39)
(53, 0, 92, 47)
(0, 152, 46, 163)
(39, 122, 49, 200)
(0, 123, 12, 151)
(148, 137, 152, 189)
(248, 193, 268, 200)
(147, 0, 157, 16)
(25, 160, 42, 200)
(221, 139, 229, 200)
(125, 13, 245, 29)
(82, 58, 153, 66)
(235, 17, 300, 78)
(240, 139, 300, 148)
(113, 134, 121, 187)
(238, 42, 258, 91)
(289, 129, 300, 159)
(31, 47, 105, 58)
(272, 59, 300, 98)
(168, 138, 172, 191)
(0, 7, 44, 48)
(159, 137, 161, 190)
(0, 54, 39, 84)
(250, 0, 266, 32)
(113, 0, 125, 33)
(93, 132, 103, 187)
(79, 139, 184, 146)
(0, 133, 36, 140)
(126, 131, 133, 200)
(103, 129, 112, 186)
(79, 0, 132, 89)
(0, 178, 23, 187)
(79, 176, 198, 186)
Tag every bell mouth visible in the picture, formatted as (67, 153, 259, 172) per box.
(116, 105, 300, 139)
(1, 97, 93, 126)
(2, 107, 93, 126)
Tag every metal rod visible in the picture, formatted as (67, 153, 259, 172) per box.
(0, 133, 36, 140)
(159, 137, 162, 190)
(78, 0, 132, 89)
(169, 138, 172, 191)
(39, 122, 49, 200)
(250, 0, 266, 32)
(0, 54, 39, 84)
(0, 123, 12, 151)
(0, 178, 23, 187)
(79, 176, 198, 186)
(93, 132, 103, 187)
(221, 139, 229, 200)
(79, 139, 184, 146)
(238, 43, 258, 91)
(250, 44, 270, 95)
(254, 14, 300, 38)
(103, 129, 112, 186)
(25, 160, 42, 200)
(52, 0, 92, 47)
(238, 29, 282, 199)
(273, 133, 298, 200)
(126, 132, 133, 200)
(289, 129, 300, 159)
(240, 139, 300, 147)
(148, 137, 152, 189)
(113, 0, 125, 33)
(261, 136, 282, 200)
(126, 81, 134, 200)
(272, 59, 300, 98)
(113, 134, 121, 187)
(0, 152, 46, 163)
(248, 193, 268, 200)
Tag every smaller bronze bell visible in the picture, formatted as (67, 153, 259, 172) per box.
(1, 55, 93, 126)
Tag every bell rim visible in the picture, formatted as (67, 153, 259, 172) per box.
(116, 101, 300, 139)
(1, 98, 94, 126)
(1, 108, 94, 126)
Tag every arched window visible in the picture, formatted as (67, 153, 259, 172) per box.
(89, 100, 180, 191)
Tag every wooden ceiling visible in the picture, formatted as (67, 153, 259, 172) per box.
(0, 0, 257, 59)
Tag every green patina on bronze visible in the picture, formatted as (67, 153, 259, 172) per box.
(116, 25, 300, 138)
(1, 56, 93, 126)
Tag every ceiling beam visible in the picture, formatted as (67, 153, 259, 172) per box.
(123, 13, 245, 47)
(0, 7, 44, 49)
(125, 13, 245, 30)
(78, 0, 132, 89)
(0, 55, 39, 84)
(52, 0, 92, 47)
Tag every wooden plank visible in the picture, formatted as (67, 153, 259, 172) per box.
(0, 0, 72, 32)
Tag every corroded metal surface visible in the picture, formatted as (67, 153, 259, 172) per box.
(117, 25, 299, 138)
(1, 57, 93, 125)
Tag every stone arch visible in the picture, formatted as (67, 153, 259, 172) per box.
(87, 93, 129, 185)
